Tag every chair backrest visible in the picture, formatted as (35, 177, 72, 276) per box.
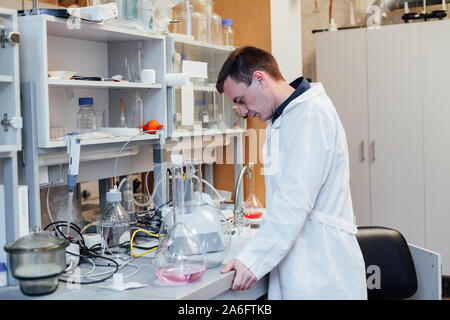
(356, 226, 418, 300)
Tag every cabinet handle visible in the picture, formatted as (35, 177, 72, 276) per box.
(360, 141, 365, 162)
(371, 141, 376, 162)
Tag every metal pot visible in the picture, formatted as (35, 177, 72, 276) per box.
(3, 226, 69, 296)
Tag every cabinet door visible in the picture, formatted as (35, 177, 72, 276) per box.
(316, 29, 371, 226)
(421, 20, 450, 275)
(367, 24, 425, 246)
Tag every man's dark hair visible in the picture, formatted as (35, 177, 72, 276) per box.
(216, 46, 285, 93)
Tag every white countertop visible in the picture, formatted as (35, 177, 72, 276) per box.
(0, 233, 268, 300)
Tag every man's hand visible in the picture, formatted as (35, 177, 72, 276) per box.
(221, 259, 257, 291)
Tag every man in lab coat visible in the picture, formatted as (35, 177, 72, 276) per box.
(216, 46, 367, 299)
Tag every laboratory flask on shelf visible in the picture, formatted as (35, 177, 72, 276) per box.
(152, 162, 206, 285)
(99, 188, 131, 261)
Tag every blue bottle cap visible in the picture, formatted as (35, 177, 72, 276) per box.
(0, 262, 7, 272)
(222, 19, 233, 27)
(79, 97, 94, 106)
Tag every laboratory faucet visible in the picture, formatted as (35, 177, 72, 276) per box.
(233, 165, 252, 226)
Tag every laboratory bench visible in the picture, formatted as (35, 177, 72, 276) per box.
(0, 234, 269, 300)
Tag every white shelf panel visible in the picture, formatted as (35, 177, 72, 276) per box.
(0, 75, 13, 83)
(41, 133, 160, 149)
(42, 15, 165, 42)
(172, 128, 245, 138)
(0, 145, 21, 153)
(47, 79, 162, 89)
(169, 33, 236, 52)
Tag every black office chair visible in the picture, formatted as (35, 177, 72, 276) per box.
(356, 226, 418, 300)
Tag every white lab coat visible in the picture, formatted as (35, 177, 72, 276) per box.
(235, 83, 367, 300)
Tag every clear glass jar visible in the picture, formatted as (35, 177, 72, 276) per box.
(208, 8, 222, 45)
(99, 188, 131, 261)
(192, 10, 208, 42)
(221, 19, 234, 46)
(171, 0, 193, 36)
(77, 97, 97, 132)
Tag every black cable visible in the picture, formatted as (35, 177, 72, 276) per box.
(44, 221, 86, 249)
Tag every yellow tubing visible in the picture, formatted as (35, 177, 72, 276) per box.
(130, 228, 159, 258)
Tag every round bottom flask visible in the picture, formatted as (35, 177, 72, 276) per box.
(153, 222, 206, 285)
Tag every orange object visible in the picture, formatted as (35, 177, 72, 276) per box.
(243, 209, 264, 219)
(143, 120, 164, 134)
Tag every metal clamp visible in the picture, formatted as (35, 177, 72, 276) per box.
(0, 29, 20, 48)
(1, 113, 23, 132)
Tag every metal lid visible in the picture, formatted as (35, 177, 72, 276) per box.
(3, 226, 69, 253)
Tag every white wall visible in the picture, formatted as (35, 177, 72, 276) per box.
(270, 0, 302, 82)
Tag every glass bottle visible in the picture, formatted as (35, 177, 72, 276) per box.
(100, 188, 131, 260)
(221, 19, 234, 46)
(171, 0, 193, 36)
(133, 97, 144, 133)
(77, 97, 97, 133)
(206, 1, 222, 44)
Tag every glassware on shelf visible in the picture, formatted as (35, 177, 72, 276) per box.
(197, 99, 210, 129)
(77, 97, 97, 133)
(99, 188, 131, 261)
(192, 10, 208, 42)
(133, 97, 144, 133)
(206, 2, 222, 45)
(221, 19, 234, 46)
(170, 0, 193, 36)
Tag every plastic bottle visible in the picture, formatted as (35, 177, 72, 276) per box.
(77, 97, 97, 132)
(100, 188, 131, 260)
(0, 262, 7, 288)
(221, 19, 234, 46)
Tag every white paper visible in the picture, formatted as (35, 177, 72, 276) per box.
(182, 60, 208, 79)
(181, 82, 194, 126)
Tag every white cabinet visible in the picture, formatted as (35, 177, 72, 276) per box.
(421, 20, 450, 276)
(316, 20, 450, 274)
(366, 24, 425, 247)
(315, 28, 371, 226)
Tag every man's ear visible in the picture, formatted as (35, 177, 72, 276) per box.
(253, 71, 268, 89)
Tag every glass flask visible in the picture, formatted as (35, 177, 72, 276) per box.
(77, 97, 97, 133)
(153, 162, 206, 285)
(158, 161, 232, 269)
(242, 164, 264, 220)
(100, 188, 131, 260)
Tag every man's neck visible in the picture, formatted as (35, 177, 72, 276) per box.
(271, 80, 296, 112)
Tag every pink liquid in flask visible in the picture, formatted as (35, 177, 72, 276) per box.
(156, 264, 206, 285)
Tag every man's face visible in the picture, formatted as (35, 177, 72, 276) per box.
(223, 75, 273, 122)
